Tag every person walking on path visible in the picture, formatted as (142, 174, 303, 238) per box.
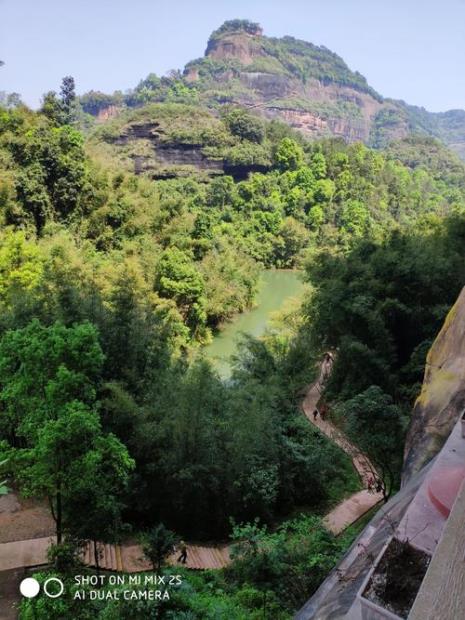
(313, 409, 319, 420)
(177, 541, 188, 564)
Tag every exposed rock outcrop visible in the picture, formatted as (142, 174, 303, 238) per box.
(193, 28, 385, 144)
(264, 106, 369, 142)
(96, 105, 122, 122)
(403, 287, 465, 483)
(110, 121, 224, 178)
(205, 32, 265, 65)
(182, 23, 465, 157)
(83, 22, 465, 158)
(102, 118, 268, 180)
(80, 21, 465, 158)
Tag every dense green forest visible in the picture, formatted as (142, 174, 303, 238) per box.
(2, 74, 465, 618)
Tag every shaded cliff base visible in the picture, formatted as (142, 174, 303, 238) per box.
(297, 417, 465, 619)
(297, 286, 465, 618)
(295, 461, 432, 619)
(403, 286, 465, 483)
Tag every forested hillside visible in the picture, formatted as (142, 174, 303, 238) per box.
(2, 53, 465, 618)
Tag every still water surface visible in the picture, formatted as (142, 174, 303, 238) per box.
(204, 270, 305, 377)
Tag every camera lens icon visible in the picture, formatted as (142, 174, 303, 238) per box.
(43, 577, 64, 598)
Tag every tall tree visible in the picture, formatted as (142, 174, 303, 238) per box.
(141, 523, 177, 572)
(0, 320, 103, 444)
(339, 386, 404, 501)
(17, 402, 133, 543)
(41, 91, 64, 125)
(0, 320, 134, 542)
(60, 76, 76, 123)
(60, 76, 76, 108)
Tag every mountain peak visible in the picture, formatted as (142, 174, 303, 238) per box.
(209, 19, 263, 42)
(205, 20, 264, 62)
(185, 20, 383, 138)
(82, 21, 465, 159)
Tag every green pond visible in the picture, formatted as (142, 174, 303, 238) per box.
(204, 270, 305, 378)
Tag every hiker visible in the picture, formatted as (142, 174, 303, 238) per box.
(375, 479, 383, 494)
(367, 475, 374, 492)
(177, 541, 188, 564)
(313, 408, 319, 420)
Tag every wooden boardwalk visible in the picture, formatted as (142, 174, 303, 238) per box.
(301, 356, 383, 534)
(121, 542, 230, 572)
(0, 538, 230, 573)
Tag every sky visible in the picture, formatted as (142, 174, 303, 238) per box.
(1, 0, 465, 112)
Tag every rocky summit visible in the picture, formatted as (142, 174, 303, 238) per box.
(81, 20, 465, 160)
(83, 20, 465, 181)
(183, 20, 465, 156)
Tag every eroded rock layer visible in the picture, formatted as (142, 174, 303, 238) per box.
(403, 287, 465, 483)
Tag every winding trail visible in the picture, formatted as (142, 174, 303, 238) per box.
(302, 356, 383, 533)
(0, 356, 382, 580)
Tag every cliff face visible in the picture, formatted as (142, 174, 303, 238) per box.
(182, 22, 465, 158)
(86, 21, 465, 159)
(185, 24, 385, 144)
(100, 119, 224, 179)
(88, 104, 271, 180)
(235, 73, 382, 142)
(96, 105, 122, 122)
(205, 31, 265, 65)
(403, 287, 465, 483)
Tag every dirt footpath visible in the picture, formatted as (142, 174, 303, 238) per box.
(0, 569, 25, 620)
(0, 492, 55, 544)
(302, 356, 383, 533)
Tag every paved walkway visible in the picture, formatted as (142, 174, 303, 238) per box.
(0, 537, 55, 572)
(0, 494, 54, 544)
(0, 569, 24, 620)
(302, 356, 383, 534)
(0, 355, 381, 576)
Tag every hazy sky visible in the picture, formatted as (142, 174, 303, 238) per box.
(1, 0, 465, 111)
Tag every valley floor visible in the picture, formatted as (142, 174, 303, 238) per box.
(0, 357, 383, 618)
